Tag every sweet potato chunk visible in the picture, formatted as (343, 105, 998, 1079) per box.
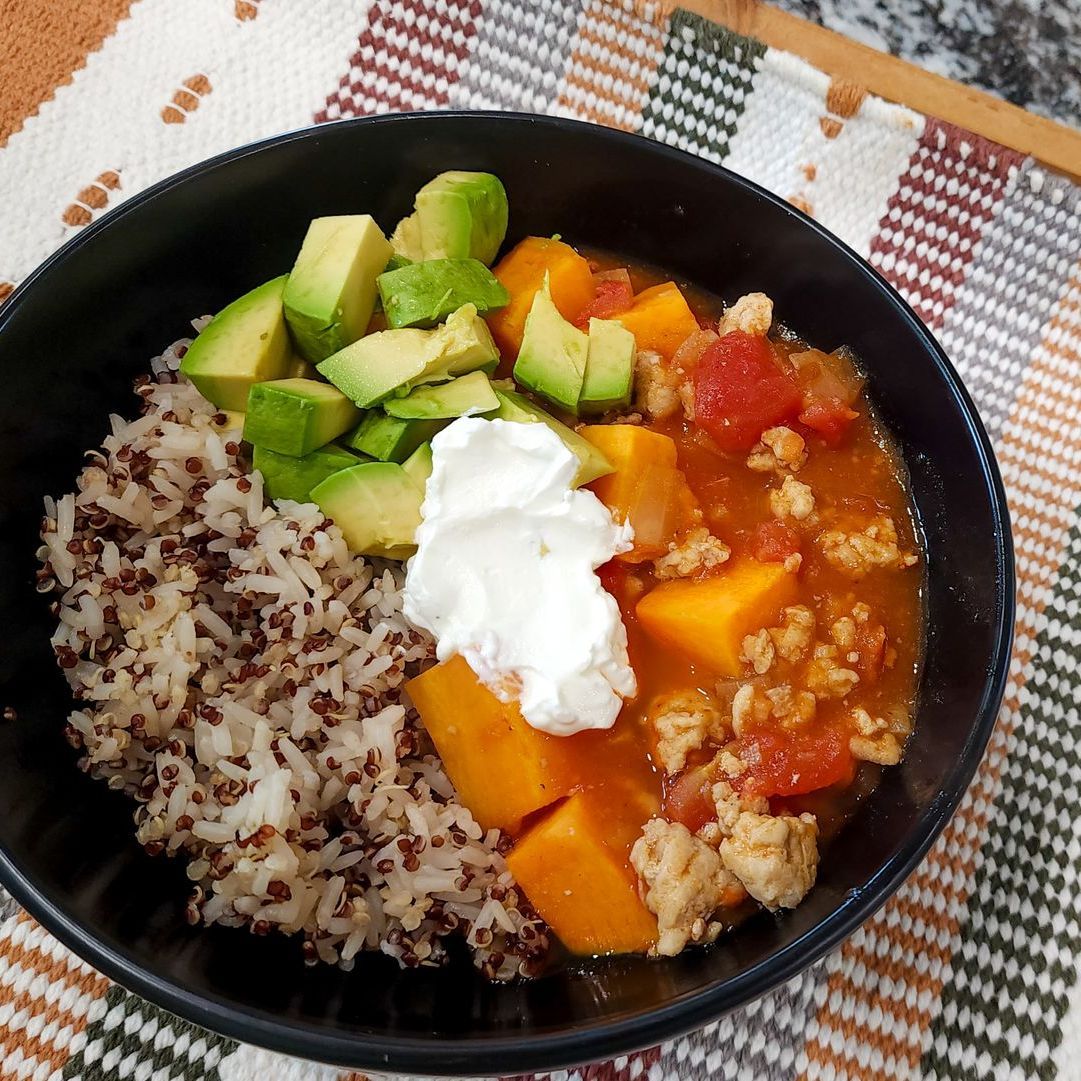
(581, 425, 698, 562)
(636, 559, 799, 676)
(582, 424, 678, 507)
(507, 791, 658, 955)
(405, 655, 575, 833)
(617, 282, 700, 361)
(488, 237, 594, 358)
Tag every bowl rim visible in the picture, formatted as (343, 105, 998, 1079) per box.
(0, 109, 1016, 1075)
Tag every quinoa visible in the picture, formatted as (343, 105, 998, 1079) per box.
(36, 333, 549, 980)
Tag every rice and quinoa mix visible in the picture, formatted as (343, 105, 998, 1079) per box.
(36, 332, 549, 979)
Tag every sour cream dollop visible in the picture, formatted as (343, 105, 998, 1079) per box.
(403, 417, 636, 736)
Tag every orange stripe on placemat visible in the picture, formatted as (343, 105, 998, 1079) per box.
(62, 169, 122, 228)
(0, 931, 111, 1001)
(799, 269, 1081, 1078)
(0, 916, 111, 1077)
(161, 73, 213, 125)
(0, 977, 101, 1073)
(0, 979, 95, 1033)
(0, 1025, 72, 1074)
(555, 0, 668, 132)
(0, 0, 135, 148)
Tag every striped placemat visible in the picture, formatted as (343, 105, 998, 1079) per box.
(1, 2, 1080, 1079)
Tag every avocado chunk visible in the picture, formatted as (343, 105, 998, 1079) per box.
(377, 258, 509, 329)
(286, 356, 321, 380)
(401, 441, 434, 492)
(492, 387, 613, 487)
(283, 216, 392, 362)
(513, 273, 589, 414)
(384, 253, 412, 273)
(213, 409, 246, 432)
(317, 304, 499, 409)
(243, 378, 361, 457)
(180, 275, 291, 411)
(311, 462, 422, 559)
(391, 172, 509, 266)
(579, 318, 635, 413)
(385, 371, 499, 421)
(253, 444, 362, 504)
(342, 411, 447, 463)
(390, 214, 424, 264)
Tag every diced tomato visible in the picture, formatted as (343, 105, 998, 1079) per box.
(790, 348, 862, 445)
(693, 332, 803, 453)
(798, 397, 859, 445)
(574, 277, 634, 326)
(662, 757, 723, 833)
(597, 559, 626, 596)
(855, 622, 887, 684)
(596, 558, 647, 609)
(750, 520, 801, 563)
(733, 725, 855, 798)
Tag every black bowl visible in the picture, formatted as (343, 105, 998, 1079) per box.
(0, 112, 1013, 1074)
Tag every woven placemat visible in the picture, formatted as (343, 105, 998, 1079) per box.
(1, 2, 1080, 1079)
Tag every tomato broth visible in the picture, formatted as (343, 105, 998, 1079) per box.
(548, 250, 923, 896)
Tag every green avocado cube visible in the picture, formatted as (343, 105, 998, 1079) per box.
(391, 172, 509, 266)
(283, 215, 392, 362)
(311, 462, 422, 559)
(286, 355, 321, 380)
(492, 387, 613, 488)
(377, 258, 509, 329)
(243, 378, 361, 457)
(253, 444, 362, 504)
(401, 442, 434, 492)
(317, 304, 499, 409)
(579, 318, 635, 414)
(384, 253, 413, 273)
(390, 214, 424, 264)
(214, 409, 246, 433)
(342, 412, 447, 463)
(385, 371, 499, 421)
(513, 273, 588, 414)
(180, 275, 291, 411)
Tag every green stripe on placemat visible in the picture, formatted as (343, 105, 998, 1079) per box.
(922, 515, 1081, 1079)
(638, 9, 766, 161)
(63, 985, 236, 1081)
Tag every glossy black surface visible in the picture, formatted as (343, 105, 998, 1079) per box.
(0, 113, 1013, 1074)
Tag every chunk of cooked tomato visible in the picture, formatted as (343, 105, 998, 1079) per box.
(662, 756, 723, 833)
(597, 558, 630, 601)
(734, 725, 855, 798)
(855, 622, 887, 684)
(798, 397, 859, 445)
(750, 520, 800, 563)
(693, 332, 803, 453)
(790, 348, 862, 445)
(574, 278, 634, 326)
(596, 558, 646, 609)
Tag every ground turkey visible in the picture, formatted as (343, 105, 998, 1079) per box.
(648, 689, 725, 775)
(719, 811, 819, 910)
(630, 819, 742, 956)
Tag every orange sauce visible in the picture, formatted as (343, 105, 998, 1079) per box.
(540, 252, 923, 876)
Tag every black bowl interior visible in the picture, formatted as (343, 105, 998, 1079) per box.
(0, 113, 1012, 1074)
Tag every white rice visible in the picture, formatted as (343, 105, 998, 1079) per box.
(36, 335, 548, 979)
